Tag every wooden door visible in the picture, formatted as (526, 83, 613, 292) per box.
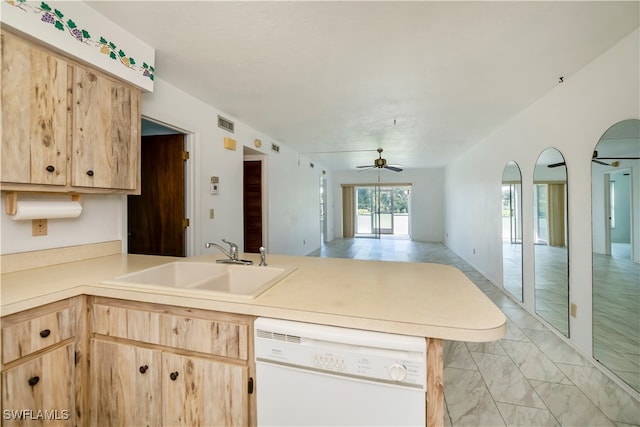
(89, 340, 161, 426)
(1, 31, 68, 186)
(162, 352, 248, 426)
(1, 344, 75, 426)
(243, 160, 263, 253)
(128, 134, 185, 257)
(72, 66, 140, 190)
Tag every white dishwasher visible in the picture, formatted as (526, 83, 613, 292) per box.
(254, 317, 426, 427)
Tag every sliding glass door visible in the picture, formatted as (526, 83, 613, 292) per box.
(355, 185, 410, 238)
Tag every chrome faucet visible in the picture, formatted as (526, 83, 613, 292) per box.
(205, 239, 253, 265)
(259, 246, 267, 266)
(205, 238, 238, 261)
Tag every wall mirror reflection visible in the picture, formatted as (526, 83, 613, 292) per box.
(591, 119, 640, 393)
(534, 148, 569, 336)
(502, 161, 523, 301)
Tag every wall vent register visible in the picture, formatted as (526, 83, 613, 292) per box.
(217, 115, 234, 133)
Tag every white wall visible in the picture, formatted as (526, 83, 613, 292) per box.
(332, 168, 444, 242)
(0, 194, 123, 254)
(445, 28, 640, 355)
(141, 78, 326, 257)
(267, 148, 325, 255)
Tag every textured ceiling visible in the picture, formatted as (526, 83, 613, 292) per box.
(87, 1, 639, 171)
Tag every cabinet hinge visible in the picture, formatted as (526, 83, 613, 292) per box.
(183, 218, 190, 228)
(248, 377, 254, 394)
(182, 151, 190, 161)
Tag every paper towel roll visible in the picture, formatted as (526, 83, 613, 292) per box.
(10, 200, 83, 220)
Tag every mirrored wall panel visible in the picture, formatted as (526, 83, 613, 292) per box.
(592, 119, 640, 393)
(534, 148, 569, 336)
(502, 161, 523, 301)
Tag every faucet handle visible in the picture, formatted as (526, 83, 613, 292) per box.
(221, 238, 238, 259)
(221, 238, 237, 248)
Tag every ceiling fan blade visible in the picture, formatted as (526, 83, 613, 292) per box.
(593, 151, 640, 160)
(357, 166, 376, 173)
(592, 159, 610, 166)
(547, 162, 566, 168)
(356, 165, 375, 169)
(384, 165, 403, 172)
(311, 149, 378, 154)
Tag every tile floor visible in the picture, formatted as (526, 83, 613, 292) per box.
(308, 238, 640, 427)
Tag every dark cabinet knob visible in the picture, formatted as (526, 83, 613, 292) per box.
(169, 371, 179, 381)
(86, 170, 94, 177)
(28, 376, 40, 386)
(46, 165, 55, 172)
(139, 365, 148, 374)
(39, 329, 51, 338)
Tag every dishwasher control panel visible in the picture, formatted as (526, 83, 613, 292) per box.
(255, 318, 426, 390)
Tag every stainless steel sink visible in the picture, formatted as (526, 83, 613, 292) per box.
(101, 262, 295, 299)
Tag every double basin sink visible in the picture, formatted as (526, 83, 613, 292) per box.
(101, 261, 296, 299)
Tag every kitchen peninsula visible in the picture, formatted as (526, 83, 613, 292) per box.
(1, 243, 506, 427)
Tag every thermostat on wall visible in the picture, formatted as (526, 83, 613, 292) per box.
(210, 176, 219, 195)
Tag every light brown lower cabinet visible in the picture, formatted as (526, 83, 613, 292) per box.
(162, 351, 249, 426)
(88, 296, 255, 426)
(1, 298, 81, 426)
(90, 339, 161, 426)
(1, 344, 76, 426)
(1, 296, 256, 426)
(90, 339, 249, 426)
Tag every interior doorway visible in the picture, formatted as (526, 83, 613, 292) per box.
(128, 119, 189, 257)
(243, 160, 263, 253)
(243, 148, 267, 253)
(606, 169, 633, 260)
(320, 177, 328, 243)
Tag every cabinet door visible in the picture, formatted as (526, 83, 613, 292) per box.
(163, 352, 249, 426)
(1, 31, 68, 186)
(72, 66, 140, 191)
(1, 344, 75, 426)
(89, 339, 161, 427)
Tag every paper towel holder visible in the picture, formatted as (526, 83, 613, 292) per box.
(5, 192, 82, 217)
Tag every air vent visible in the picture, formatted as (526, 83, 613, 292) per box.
(271, 143, 280, 153)
(256, 329, 301, 344)
(217, 115, 234, 133)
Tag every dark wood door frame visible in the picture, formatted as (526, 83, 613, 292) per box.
(243, 159, 263, 253)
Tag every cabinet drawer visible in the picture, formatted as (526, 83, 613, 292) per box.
(2, 303, 76, 364)
(91, 303, 249, 360)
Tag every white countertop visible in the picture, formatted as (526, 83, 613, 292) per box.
(0, 252, 506, 342)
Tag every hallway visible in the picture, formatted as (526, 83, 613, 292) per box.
(308, 238, 640, 426)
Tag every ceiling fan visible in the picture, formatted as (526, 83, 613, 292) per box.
(356, 148, 403, 172)
(548, 150, 638, 168)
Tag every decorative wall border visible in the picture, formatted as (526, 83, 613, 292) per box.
(4, 0, 155, 82)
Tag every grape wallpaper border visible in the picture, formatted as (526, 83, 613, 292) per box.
(5, 0, 155, 81)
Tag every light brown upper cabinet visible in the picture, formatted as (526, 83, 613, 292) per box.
(72, 65, 140, 191)
(1, 30, 141, 194)
(1, 31, 69, 187)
